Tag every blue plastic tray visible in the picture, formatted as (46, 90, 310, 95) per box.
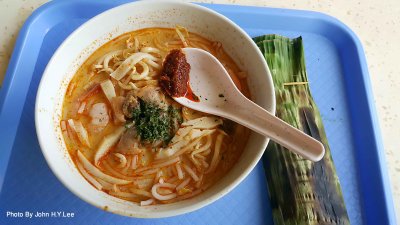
(0, 0, 396, 224)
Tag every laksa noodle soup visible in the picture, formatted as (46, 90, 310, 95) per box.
(61, 27, 250, 206)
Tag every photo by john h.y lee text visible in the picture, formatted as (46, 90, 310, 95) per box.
(6, 211, 75, 219)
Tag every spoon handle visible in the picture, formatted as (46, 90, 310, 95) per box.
(229, 97, 325, 162)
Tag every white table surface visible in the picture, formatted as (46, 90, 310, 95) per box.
(0, 0, 399, 223)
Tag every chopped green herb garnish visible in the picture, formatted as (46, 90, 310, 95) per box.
(130, 99, 181, 144)
(168, 105, 183, 124)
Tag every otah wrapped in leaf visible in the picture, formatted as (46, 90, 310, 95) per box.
(254, 35, 350, 225)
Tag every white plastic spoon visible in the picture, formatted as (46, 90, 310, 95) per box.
(173, 48, 325, 162)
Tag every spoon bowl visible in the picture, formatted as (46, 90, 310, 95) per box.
(175, 48, 325, 162)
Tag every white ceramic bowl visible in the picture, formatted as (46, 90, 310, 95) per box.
(35, 0, 275, 218)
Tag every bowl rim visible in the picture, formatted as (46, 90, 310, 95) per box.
(35, 0, 276, 218)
